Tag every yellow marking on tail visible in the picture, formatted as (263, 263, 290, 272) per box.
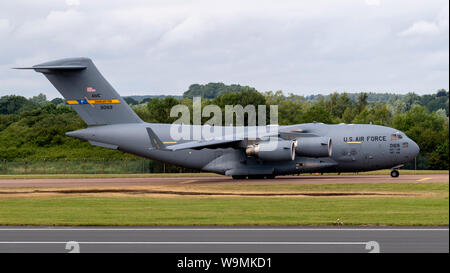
(65, 99, 121, 105)
(88, 99, 120, 104)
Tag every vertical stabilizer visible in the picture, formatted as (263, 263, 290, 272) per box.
(17, 57, 142, 125)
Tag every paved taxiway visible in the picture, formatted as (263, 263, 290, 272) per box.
(0, 227, 447, 253)
(0, 174, 447, 188)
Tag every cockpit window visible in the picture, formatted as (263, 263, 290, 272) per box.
(391, 133, 403, 140)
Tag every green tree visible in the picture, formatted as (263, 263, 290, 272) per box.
(342, 107, 355, 123)
(0, 95, 36, 114)
(50, 98, 65, 105)
(356, 92, 368, 113)
(146, 97, 181, 123)
(183, 82, 258, 99)
(402, 92, 421, 112)
(213, 90, 267, 126)
(277, 100, 304, 125)
(299, 105, 333, 124)
(213, 90, 266, 107)
(30, 93, 49, 107)
(392, 106, 448, 154)
(352, 103, 391, 125)
(428, 141, 449, 169)
(124, 97, 139, 105)
(263, 90, 285, 105)
(334, 93, 352, 118)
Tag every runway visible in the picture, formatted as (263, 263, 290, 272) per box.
(0, 174, 447, 188)
(0, 227, 447, 253)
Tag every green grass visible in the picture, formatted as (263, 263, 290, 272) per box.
(0, 196, 447, 226)
(0, 173, 219, 179)
(199, 182, 449, 194)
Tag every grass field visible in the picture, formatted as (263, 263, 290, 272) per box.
(0, 182, 447, 226)
(0, 196, 447, 226)
(189, 182, 449, 194)
(0, 173, 219, 179)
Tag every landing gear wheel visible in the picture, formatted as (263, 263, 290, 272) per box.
(390, 170, 399, 178)
(248, 175, 265, 179)
(265, 175, 276, 179)
(232, 175, 246, 180)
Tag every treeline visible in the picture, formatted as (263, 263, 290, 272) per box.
(183, 82, 258, 99)
(0, 85, 448, 170)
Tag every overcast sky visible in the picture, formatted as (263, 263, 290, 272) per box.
(0, 0, 448, 99)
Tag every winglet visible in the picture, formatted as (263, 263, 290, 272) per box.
(146, 127, 166, 150)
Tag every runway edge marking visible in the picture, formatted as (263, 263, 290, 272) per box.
(417, 177, 432, 182)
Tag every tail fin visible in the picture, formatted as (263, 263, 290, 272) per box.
(16, 57, 142, 126)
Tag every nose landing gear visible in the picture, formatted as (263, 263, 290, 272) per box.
(390, 164, 403, 178)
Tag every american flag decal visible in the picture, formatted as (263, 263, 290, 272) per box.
(86, 87, 96, 92)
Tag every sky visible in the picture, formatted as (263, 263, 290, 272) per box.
(0, 0, 448, 99)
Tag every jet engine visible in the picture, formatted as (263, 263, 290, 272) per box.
(295, 137, 332, 157)
(246, 140, 296, 161)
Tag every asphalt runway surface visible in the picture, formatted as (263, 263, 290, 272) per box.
(0, 174, 447, 188)
(0, 227, 447, 253)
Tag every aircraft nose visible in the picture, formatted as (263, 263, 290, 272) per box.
(410, 140, 420, 157)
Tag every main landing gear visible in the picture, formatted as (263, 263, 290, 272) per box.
(390, 169, 400, 178)
(232, 175, 276, 180)
(232, 175, 246, 180)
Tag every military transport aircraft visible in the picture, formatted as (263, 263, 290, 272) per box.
(16, 58, 419, 178)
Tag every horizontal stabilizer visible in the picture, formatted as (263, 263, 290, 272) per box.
(13, 65, 87, 71)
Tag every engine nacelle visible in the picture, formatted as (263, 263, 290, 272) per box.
(246, 140, 296, 161)
(295, 137, 332, 157)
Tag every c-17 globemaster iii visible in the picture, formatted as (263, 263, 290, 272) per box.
(16, 57, 419, 178)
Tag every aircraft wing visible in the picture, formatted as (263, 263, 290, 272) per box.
(279, 132, 320, 139)
(147, 127, 242, 151)
(164, 139, 242, 151)
(147, 126, 317, 151)
(163, 126, 284, 151)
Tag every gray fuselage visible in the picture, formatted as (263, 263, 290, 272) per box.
(18, 57, 420, 177)
(68, 122, 420, 176)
